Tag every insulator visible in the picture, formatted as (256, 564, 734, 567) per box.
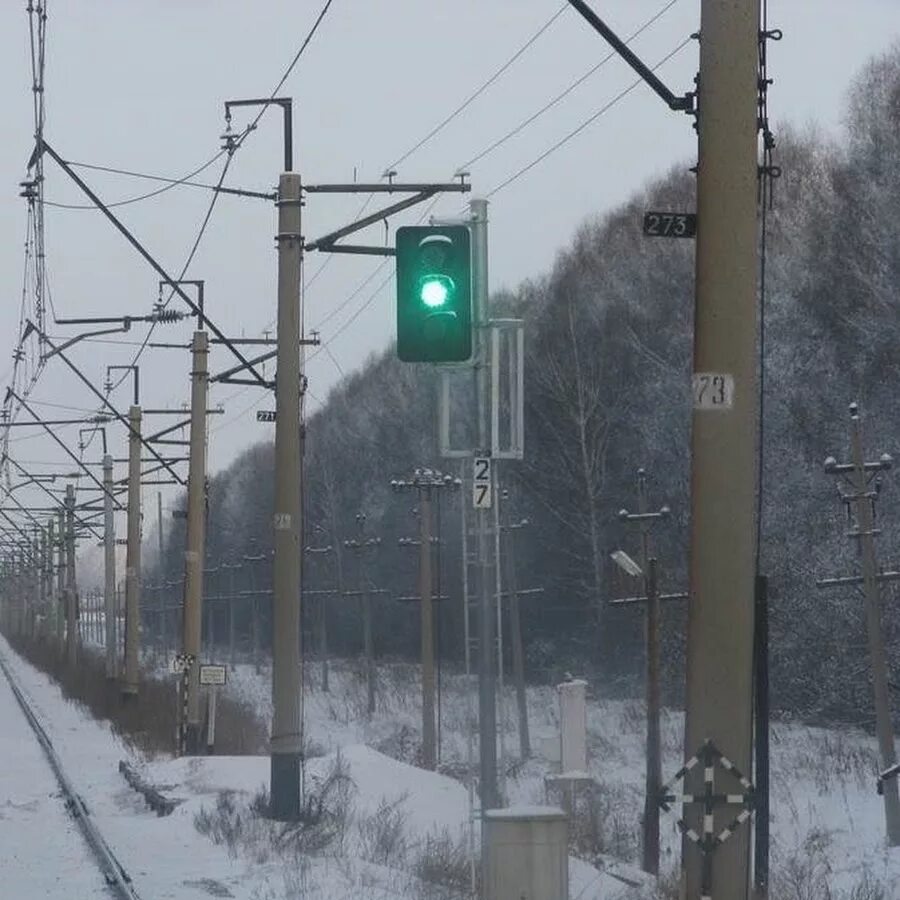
(152, 308, 184, 324)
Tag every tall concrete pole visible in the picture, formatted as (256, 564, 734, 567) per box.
(183, 329, 209, 754)
(55, 508, 64, 647)
(41, 524, 50, 640)
(270, 171, 304, 820)
(419, 486, 436, 770)
(104, 454, 117, 679)
(683, 2, 760, 897)
(122, 404, 142, 698)
(33, 528, 42, 638)
(471, 197, 498, 812)
(65, 484, 77, 668)
(849, 407, 900, 844)
(157, 491, 167, 663)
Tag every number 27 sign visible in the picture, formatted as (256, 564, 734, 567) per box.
(473, 457, 492, 509)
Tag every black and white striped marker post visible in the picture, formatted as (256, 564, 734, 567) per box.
(659, 740, 755, 900)
(171, 652, 196, 756)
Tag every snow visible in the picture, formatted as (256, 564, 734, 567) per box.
(484, 805, 566, 820)
(3, 636, 900, 898)
(0, 662, 109, 898)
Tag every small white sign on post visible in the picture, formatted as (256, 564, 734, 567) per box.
(692, 372, 735, 410)
(199, 664, 227, 686)
(473, 456, 492, 509)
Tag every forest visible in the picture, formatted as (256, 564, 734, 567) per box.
(154, 44, 900, 729)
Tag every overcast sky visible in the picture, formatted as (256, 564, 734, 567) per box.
(0, 1, 897, 562)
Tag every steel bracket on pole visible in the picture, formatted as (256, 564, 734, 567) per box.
(439, 319, 524, 460)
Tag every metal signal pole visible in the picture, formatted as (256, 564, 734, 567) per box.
(123, 404, 142, 698)
(270, 171, 304, 821)
(683, 1, 760, 897)
(471, 197, 499, 812)
(183, 329, 209, 754)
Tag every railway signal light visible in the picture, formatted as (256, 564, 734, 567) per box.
(396, 225, 472, 363)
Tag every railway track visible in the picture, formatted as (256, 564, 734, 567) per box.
(0, 651, 143, 900)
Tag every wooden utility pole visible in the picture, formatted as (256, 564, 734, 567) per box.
(420, 486, 436, 768)
(818, 402, 900, 845)
(343, 513, 381, 716)
(392, 469, 460, 770)
(304, 541, 335, 693)
(501, 514, 534, 761)
(616, 469, 673, 877)
(682, 1, 760, 896)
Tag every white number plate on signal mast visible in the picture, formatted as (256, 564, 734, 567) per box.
(473, 457, 492, 509)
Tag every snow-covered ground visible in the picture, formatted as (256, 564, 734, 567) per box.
(2, 634, 899, 898)
(0, 657, 109, 898)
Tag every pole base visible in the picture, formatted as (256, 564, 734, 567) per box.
(185, 723, 203, 756)
(120, 684, 138, 702)
(270, 751, 302, 821)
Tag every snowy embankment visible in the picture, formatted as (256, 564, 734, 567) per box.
(3, 633, 900, 898)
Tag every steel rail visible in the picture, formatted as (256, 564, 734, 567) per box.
(0, 651, 143, 900)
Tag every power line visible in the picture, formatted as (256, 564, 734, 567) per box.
(110, 0, 339, 389)
(299, 3, 569, 313)
(486, 36, 693, 198)
(386, 3, 569, 172)
(458, 0, 681, 171)
(42, 152, 229, 211)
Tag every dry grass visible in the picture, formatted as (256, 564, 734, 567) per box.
(4, 631, 266, 757)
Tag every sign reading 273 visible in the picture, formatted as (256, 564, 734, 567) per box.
(473, 457, 492, 509)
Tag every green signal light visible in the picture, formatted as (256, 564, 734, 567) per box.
(419, 276, 453, 308)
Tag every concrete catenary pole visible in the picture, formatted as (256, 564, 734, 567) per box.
(849, 407, 900, 844)
(64, 483, 77, 667)
(682, 1, 760, 897)
(122, 404, 142, 698)
(55, 508, 64, 646)
(34, 527, 43, 638)
(183, 329, 209, 754)
(104, 453, 117, 679)
(471, 197, 499, 812)
(419, 484, 436, 770)
(41, 523, 50, 639)
(157, 490, 167, 663)
(270, 171, 304, 820)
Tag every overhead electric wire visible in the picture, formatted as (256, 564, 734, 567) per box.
(301, 2, 567, 314)
(386, 2, 570, 171)
(486, 36, 693, 198)
(43, 151, 229, 210)
(459, 0, 681, 171)
(301, 5, 684, 382)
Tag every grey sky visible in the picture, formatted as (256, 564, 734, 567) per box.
(0, 1, 897, 550)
